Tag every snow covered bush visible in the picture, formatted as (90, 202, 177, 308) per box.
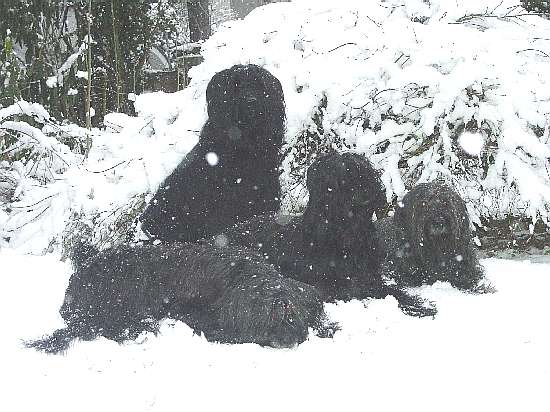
(0, 101, 88, 250)
(183, 0, 550, 226)
(2, 0, 550, 255)
(0, 91, 202, 253)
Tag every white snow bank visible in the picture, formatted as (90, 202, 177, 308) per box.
(1, 252, 548, 411)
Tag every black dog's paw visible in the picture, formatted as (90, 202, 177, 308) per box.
(395, 292, 438, 318)
(382, 286, 438, 318)
(463, 279, 496, 295)
(313, 316, 340, 339)
(398, 298, 438, 318)
(449, 267, 496, 295)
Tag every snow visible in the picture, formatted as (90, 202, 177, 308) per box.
(47, 37, 91, 88)
(2, 0, 550, 253)
(458, 132, 485, 157)
(205, 151, 219, 166)
(1, 252, 549, 411)
(1, 3, 549, 407)
(188, 0, 550, 223)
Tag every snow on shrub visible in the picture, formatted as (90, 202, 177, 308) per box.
(0, 101, 86, 251)
(185, 0, 550, 225)
(2, 0, 550, 254)
(0, 92, 204, 253)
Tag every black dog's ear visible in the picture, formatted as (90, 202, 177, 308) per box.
(256, 66, 285, 135)
(244, 64, 286, 147)
(205, 67, 237, 122)
(306, 150, 339, 192)
(345, 153, 386, 212)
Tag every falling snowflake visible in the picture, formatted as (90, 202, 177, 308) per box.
(205, 152, 219, 166)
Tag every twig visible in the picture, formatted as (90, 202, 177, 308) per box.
(516, 48, 550, 58)
(327, 42, 358, 53)
(85, 159, 129, 174)
(10, 194, 57, 209)
(6, 205, 50, 232)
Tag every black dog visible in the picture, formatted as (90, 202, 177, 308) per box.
(375, 181, 490, 292)
(27, 243, 333, 353)
(139, 64, 285, 242)
(216, 152, 436, 316)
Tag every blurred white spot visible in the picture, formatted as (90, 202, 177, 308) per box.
(458, 132, 485, 156)
(214, 234, 229, 247)
(206, 152, 219, 166)
(455, 254, 463, 262)
(275, 214, 293, 226)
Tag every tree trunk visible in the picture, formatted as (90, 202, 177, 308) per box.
(187, 0, 211, 42)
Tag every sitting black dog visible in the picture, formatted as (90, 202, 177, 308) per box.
(139, 64, 285, 242)
(216, 152, 436, 316)
(27, 243, 333, 353)
(375, 181, 490, 292)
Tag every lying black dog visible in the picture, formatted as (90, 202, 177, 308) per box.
(27, 243, 333, 353)
(215, 152, 436, 316)
(139, 64, 285, 242)
(375, 181, 490, 292)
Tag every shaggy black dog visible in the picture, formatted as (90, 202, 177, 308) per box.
(216, 152, 436, 316)
(139, 64, 285, 242)
(375, 181, 490, 292)
(27, 243, 333, 353)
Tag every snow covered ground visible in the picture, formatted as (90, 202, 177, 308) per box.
(1, 252, 548, 412)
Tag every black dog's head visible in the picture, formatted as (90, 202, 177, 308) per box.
(204, 64, 285, 154)
(303, 152, 385, 253)
(395, 182, 471, 270)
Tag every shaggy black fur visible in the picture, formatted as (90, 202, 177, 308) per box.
(139, 64, 285, 242)
(216, 152, 436, 316)
(375, 181, 490, 292)
(27, 243, 333, 353)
